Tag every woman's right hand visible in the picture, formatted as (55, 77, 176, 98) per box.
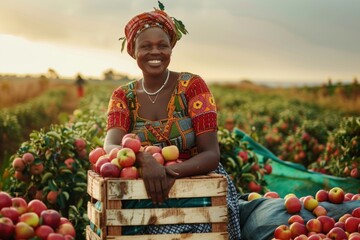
(137, 152, 171, 205)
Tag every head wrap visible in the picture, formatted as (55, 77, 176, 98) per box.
(120, 1, 188, 58)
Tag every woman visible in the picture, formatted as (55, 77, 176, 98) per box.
(104, 3, 241, 239)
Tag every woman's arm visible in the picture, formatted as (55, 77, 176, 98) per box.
(103, 128, 125, 153)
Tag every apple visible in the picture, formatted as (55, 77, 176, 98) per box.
(0, 191, 13, 210)
(345, 216, 360, 233)
(120, 166, 139, 179)
(60, 217, 70, 225)
(345, 192, 354, 201)
(264, 163, 272, 174)
(11, 197, 28, 215)
(110, 158, 122, 169)
(306, 218, 322, 233)
(57, 222, 76, 237)
(30, 162, 44, 175)
(47, 233, 66, 240)
(303, 196, 318, 211)
(352, 207, 360, 218)
(27, 199, 47, 217)
(328, 187, 344, 204)
(95, 155, 111, 173)
(274, 224, 292, 240)
(0, 217, 15, 239)
(64, 158, 75, 170)
(284, 196, 302, 214)
(349, 232, 360, 240)
(351, 168, 359, 178)
(100, 162, 121, 178)
(284, 193, 297, 200)
(122, 136, 141, 153)
(317, 215, 335, 234)
(40, 209, 61, 229)
(144, 145, 162, 154)
(164, 160, 178, 166)
(12, 157, 26, 171)
(339, 213, 352, 223)
(108, 147, 121, 159)
(326, 227, 347, 240)
(264, 191, 279, 198)
(15, 221, 35, 239)
(334, 221, 345, 230)
(0, 207, 20, 224)
(307, 235, 322, 240)
(19, 212, 40, 228)
(288, 215, 304, 225)
(47, 191, 59, 205)
(35, 225, 54, 240)
(117, 148, 136, 167)
(22, 152, 35, 164)
(351, 193, 360, 200)
(315, 189, 329, 202)
(152, 152, 165, 165)
(312, 205, 327, 217)
(289, 222, 308, 238)
(247, 192, 262, 201)
(89, 147, 106, 164)
(161, 145, 179, 161)
(294, 234, 308, 240)
(238, 151, 248, 163)
(74, 138, 86, 151)
(248, 181, 261, 192)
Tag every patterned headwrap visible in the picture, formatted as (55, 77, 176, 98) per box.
(120, 1, 188, 58)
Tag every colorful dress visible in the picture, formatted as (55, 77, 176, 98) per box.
(107, 72, 241, 239)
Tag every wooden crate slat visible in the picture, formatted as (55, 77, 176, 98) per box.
(106, 177, 227, 200)
(86, 226, 228, 240)
(106, 206, 228, 226)
(87, 170, 106, 201)
(87, 202, 103, 227)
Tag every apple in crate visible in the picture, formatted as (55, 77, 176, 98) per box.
(100, 162, 121, 178)
(152, 153, 165, 165)
(120, 166, 139, 179)
(89, 147, 106, 164)
(117, 148, 136, 167)
(11, 197, 28, 215)
(0, 217, 15, 240)
(144, 145, 162, 154)
(95, 155, 111, 174)
(1, 207, 20, 224)
(122, 133, 141, 153)
(161, 145, 179, 161)
(35, 225, 54, 239)
(27, 199, 48, 217)
(0, 191, 13, 210)
(40, 209, 61, 229)
(15, 221, 35, 239)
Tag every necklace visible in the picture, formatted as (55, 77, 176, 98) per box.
(142, 69, 170, 96)
(147, 93, 159, 104)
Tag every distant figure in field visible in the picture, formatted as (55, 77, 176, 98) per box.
(75, 74, 85, 97)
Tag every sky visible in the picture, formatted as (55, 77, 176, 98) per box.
(0, 0, 359, 84)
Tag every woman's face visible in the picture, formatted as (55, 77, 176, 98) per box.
(134, 27, 172, 77)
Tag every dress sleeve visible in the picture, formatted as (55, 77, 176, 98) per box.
(185, 75, 218, 136)
(106, 87, 131, 132)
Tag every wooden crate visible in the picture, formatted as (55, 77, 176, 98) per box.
(86, 170, 229, 240)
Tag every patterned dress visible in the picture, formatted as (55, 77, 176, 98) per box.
(107, 72, 241, 239)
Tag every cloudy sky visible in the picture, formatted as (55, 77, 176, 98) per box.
(0, 0, 359, 84)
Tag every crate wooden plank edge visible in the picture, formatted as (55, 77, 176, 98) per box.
(86, 226, 229, 240)
(88, 201, 104, 227)
(86, 171, 227, 200)
(105, 205, 228, 226)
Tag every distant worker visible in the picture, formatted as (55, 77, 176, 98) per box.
(75, 74, 85, 97)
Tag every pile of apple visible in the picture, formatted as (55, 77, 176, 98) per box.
(248, 187, 360, 240)
(89, 133, 181, 178)
(0, 191, 75, 240)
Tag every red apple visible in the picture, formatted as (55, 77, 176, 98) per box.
(317, 215, 335, 234)
(351, 168, 359, 178)
(164, 160, 178, 166)
(352, 207, 360, 218)
(349, 232, 360, 240)
(345, 192, 354, 201)
(110, 157, 122, 169)
(152, 152, 165, 165)
(294, 234, 308, 240)
(40, 209, 61, 229)
(30, 162, 44, 175)
(345, 216, 360, 233)
(122, 136, 141, 153)
(108, 147, 121, 159)
(315, 189, 329, 202)
(35, 225, 54, 240)
(100, 162, 121, 178)
(312, 205, 327, 217)
(334, 221, 345, 230)
(74, 138, 86, 151)
(12, 157, 26, 171)
(328, 187, 345, 204)
(289, 222, 308, 238)
(303, 196, 318, 211)
(238, 151, 248, 163)
(60, 217, 70, 225)
(307, 235, 322, 240)
(284, 196, 302, 214)
(326, 227, 347, 240)
(120, 166, 139, 179)
(15, 221, 35, 239)
(248, 181, 261, 193)
(22, 152, 35, 164)
(306, 218, 322, 233)
(11, 197, 27, 215)
(0, 207, 20, 224)
(95, 155, 111, 174)
(264, 191, 279, 198)
(0, 217, 15, 239)
(144, 145, 162, 154)
(274, 224, 292, 240)
(27, 199, 47, 217)
(47, 233, 66, 240)
(0, 191, 13, 210)
(64, 158, 75, 170)
(19, 212, 40, 228)
(161, 145, 179, 162)
(288, 215, 304, 225)
(338, 213, 352, 223)
(89, 147, 106, 164)
(247, 192, 262, 201)
(264, 163, 272, 174)
(57, 222, 76, 237)
(351, 194, 360, 200)
(47, 191, 59, 205)
(117, 148, 136, 167)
